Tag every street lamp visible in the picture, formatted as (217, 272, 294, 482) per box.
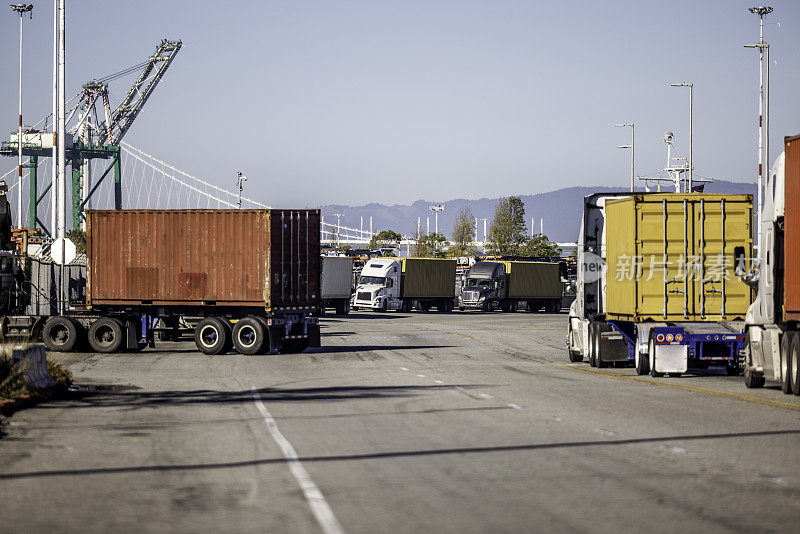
(670, 83, 693, 192)
(428, 204, 444, 235)
(615, 123, 634, 192)
(745, 6, 773, 258)
(236, 171, 247, 208)
(10, 3, 33, 229)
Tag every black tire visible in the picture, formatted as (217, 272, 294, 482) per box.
(42, 316, 80, 352)
(232, 316, 267, 355)
(649, 332, 663, 377)
(278, 339, 310, 354)
(217, 318, 234, 353)
(548, 300, 561, 313)
(790, 332, 800, 396)
(526, 300, 539, 313)
(596, 324, 610, 368)
(744, 368, 765, 388)
(194, 317, 229, 355)
(88, 317, 124, 353)
(458, 306, 466, 311)
(342, 301, 351, 315)
(418, 301, 431, 312)
(781, 331, 793, 394)
(567, 325, 583, 362)
(635, 344, 649, 375)
(725, 365, 740, 376)
(588, 322, 597, 367)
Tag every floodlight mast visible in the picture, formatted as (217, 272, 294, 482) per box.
(670, 83, 693, 192)
(745, 6, 773, 258)
(10, 3, 33, 228)
(615, 123, 634, 192)
(428, 204, 444, 235)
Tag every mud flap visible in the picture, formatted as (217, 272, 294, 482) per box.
(268, 326, 282, 352)
(125, 318, 141, 350)
(308, 324, 321, 348)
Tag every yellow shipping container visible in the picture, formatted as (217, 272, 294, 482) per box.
(605, 194, 753, 322)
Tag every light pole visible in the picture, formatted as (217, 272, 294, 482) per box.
(333, 212, 343, 247)
(670, 83, 693, 191)
(11, 3, 33, 229)
(236, 171, 247, 208)
(615, 123, 634, 192)
(746, 6, 772, 257)
(428, 204, 444, 235)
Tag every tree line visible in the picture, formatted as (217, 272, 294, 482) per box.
(367, 196, 560, 258)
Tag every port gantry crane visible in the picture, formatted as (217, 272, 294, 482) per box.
(1, 39, 182, 232)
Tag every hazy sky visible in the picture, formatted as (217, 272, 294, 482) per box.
(1, 1, 798, 208)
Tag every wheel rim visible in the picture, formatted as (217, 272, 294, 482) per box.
(94, 325, 115, 347)
(237, 325, 257, 348)
(791, 337, 799, 390)
(200, 325, 219, 348)
(50, 324, 70, 346)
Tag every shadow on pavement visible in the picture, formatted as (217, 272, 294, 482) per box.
(2, 428, 798, 481)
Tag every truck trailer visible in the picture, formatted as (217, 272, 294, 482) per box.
(352, 257, 456, 312)
(458, 261, 562, 312)
(1, 209, 321, 355)
(741, 135, 800, 393)
(567, 193, 753, 376)
(321, 255, 353, 315)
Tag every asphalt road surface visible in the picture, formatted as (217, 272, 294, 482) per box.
(2, 311, 799, 533)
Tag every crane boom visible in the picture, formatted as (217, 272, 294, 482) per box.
(101, 39, 182, 145)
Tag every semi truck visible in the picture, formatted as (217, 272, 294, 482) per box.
(458, 261, 562, 312)
(567, 193, 754, 376)
(1, 209, 321, 355)
(741, 135, 800, 393)
(352, 257, 456, 312)
(320, 255, 353, 315)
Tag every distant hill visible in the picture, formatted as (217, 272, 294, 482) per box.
(319, 181, 757, 243)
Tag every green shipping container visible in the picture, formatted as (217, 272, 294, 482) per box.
(605, 194, 753, 322)
(503, 261, 562, 299)
(401, 258, 457, 298)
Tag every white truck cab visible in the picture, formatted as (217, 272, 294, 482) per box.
(353, 258, 402, 311)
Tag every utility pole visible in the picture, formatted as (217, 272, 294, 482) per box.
(670, 83, 693, 191)
(11, 3, 33, 228)
(615, 123, 634, 192)
(746, 5, 773, 258)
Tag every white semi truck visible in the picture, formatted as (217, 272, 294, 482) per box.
(740, 135, 800, 394)
(352, 257, 456, 312)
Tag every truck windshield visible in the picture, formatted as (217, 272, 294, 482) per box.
(465, 278, 493, 287)
(359, 275, 386, 285)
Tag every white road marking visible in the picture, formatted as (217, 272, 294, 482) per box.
(549, 416, 563, 423)
(663, 445, 692, 456)
(594, 428, 618, 437)
(479, 393, 493, 399)
(250, 387, 344, 534)
(758, 473, 790, 486)
(454, 386, 464, 390)
(400, 367, 409, 371)
(508, 403, 522, 410)
(433, 379, 444, 384)
(416, 374, 426, 378)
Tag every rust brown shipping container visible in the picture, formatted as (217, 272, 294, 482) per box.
(785, 135, 800, 323)
(86, 209, 321, 310)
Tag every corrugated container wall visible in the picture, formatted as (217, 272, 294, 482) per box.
(605, 194, 753, 322)
(503, 261, 562, 299)
(321, 256, 354, 300)
(401, 258, 457, 298)
(785, 135, 800, 322)
(87, 210, 320, 309)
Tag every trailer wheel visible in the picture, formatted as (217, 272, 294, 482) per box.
(790, 332, 800, 396)
(596, 324, 610, 368)
(780, 331, 793, 394)
(744, 368, 765, 388)
(588, 323, 597, 367)
(42, 316, 81, 352)
(88, 318, 124, 353)
(635, 345, 649, 375)
(233, 317, 267, 355)
(649, 333, 663, 377)
(194, 317, 229, 355)
(548, 300, 561, 313)
(526, 300, 539, 313)
(418, 301, 431, 312)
